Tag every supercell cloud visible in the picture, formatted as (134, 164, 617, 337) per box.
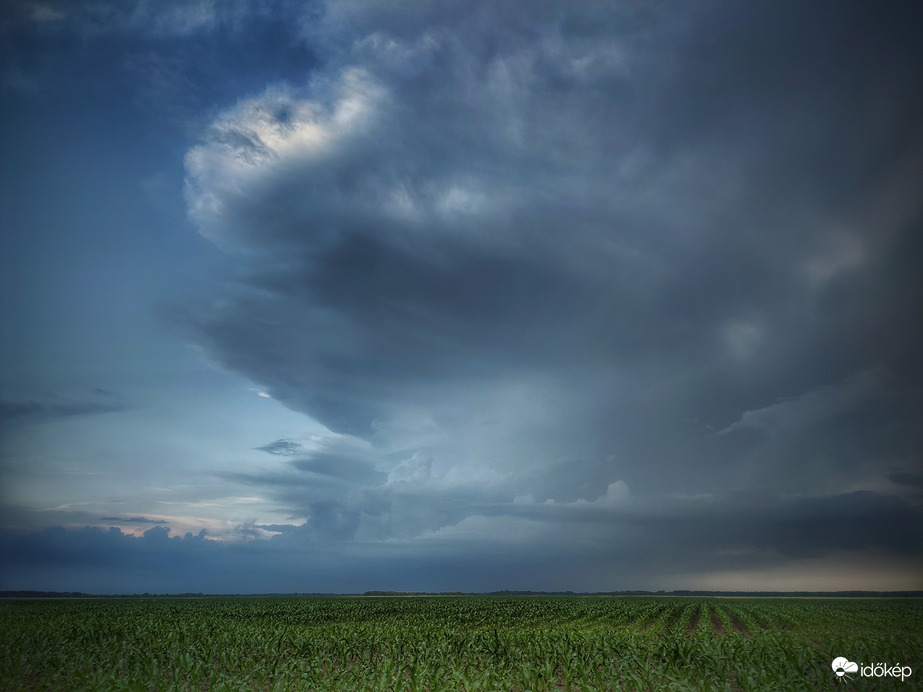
(1, 0, 921, 592)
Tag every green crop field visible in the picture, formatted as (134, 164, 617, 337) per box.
(1, 596, 920, 691)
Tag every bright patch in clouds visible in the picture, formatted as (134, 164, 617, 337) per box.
(184, 68, 387, 248)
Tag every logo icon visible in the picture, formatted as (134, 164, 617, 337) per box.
(832, 657, 858, 681)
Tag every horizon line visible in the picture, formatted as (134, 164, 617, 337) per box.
(3, 589, 922, 599)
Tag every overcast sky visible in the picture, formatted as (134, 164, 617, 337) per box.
(1, 0, 921, 594)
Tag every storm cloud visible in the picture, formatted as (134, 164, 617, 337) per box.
(2, 0, 921, 592)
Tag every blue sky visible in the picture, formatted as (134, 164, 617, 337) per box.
(1, 0, 921, 594)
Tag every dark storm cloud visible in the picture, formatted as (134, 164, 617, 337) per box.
(182, 0, 922, 466)
(3, 488, 920, 592)
(477, 487, 923, 560)
(174, 2, 923, 590)
(189, 232, 600, 436)
(0, 526, 231, 594)
(0, 525, 210, 571)
(890, 473, 923, 490)
(753, 492, 922, 558)
(625, 491, 923, 565)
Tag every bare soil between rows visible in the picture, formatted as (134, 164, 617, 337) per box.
(685, 608, 701, 635)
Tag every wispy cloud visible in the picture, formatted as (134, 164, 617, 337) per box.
(98, 516, 166, 524)
(255, 439, 304, 456)
(0, 392, 125, 426)
(5, 0, 251, 37)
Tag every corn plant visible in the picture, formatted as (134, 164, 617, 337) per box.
(2, 595, 921, 691)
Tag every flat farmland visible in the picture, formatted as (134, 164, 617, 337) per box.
(1, 596, 920, 690)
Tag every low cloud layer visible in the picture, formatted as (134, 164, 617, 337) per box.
(0, 391, 125, 426)
(3, 486, 920, 592)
